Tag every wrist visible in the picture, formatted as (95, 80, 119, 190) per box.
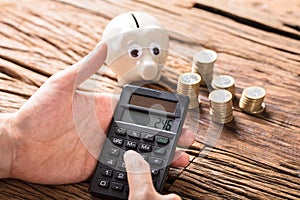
(0, 113, 16, 179)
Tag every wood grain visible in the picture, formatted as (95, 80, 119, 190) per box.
(0, 0, 299, 199)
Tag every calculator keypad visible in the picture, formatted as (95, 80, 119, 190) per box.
(93, 124, 175, 198)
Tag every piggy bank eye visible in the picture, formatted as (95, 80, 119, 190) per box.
(150, 42, 161, 56)
(128, 44, 142, 59)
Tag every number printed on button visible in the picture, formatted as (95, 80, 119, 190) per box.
(98, 179, 109, 188)
(115, 172, 127, 180)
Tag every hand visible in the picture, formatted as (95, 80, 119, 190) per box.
(3, 42, 195, 194)
(124, 148, 191, 200)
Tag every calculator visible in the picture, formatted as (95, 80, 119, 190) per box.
(89, 84, 189, 199)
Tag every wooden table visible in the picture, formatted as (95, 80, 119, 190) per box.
(1, 0, 299, 199)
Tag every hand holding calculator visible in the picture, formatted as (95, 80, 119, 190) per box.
(89, 85, 189, 199)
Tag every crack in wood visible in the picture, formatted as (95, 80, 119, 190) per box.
(0, 45, 73, 67)
(192, 3, 300, 41)
(203, 156, 300, 189)
(0, 88, 30, 99)
(55, 0, 111, 20)
(184, 163, 299, 199)
(202, 147, 300, 179)
(22, 182, 58, 200)
(225, 29, 300, 56)
(133, 0, 180, 16)
(284, 23, 300, 32)
(0, 54, 52, 77)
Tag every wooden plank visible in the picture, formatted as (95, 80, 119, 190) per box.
(169, 146, 300, 199)
(174, 0, 300, 38)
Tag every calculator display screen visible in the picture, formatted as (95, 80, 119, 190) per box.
(129, 94, 177, 113)
(121, 109, 174, 131)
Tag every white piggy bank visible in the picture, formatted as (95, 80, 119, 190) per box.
(102, 12, 169, 85)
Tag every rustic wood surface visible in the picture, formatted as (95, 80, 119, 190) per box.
(0, 0, 299, 199)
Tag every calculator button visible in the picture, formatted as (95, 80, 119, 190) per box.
(111, 182, 124, 191)
(118, 161, 126, 170)
(108, 147, 120, 156)
(153, 147, 166, 155)
(125, 140, 137, 149)
(139, 143, 152, 152)
(141, 133, 154, 141)
(149, 157, 163, 166)
(156, 136, 169, 145)
(115, 172, 127, 180)
(151, 169, 160, 176)
(104, 158, 116, 167)
(101, 169, 113, 177)
(115, 127, 126, 135)
(98, 179, 109, 188)
(112, 138, 123, 146)
(127, 130, 141, 138)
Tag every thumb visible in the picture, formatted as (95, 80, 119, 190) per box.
(50, 42, 107, 89)
(124, 151, 182, 200)
(124, 150, 157, 199)
(162, 193, 181, 200)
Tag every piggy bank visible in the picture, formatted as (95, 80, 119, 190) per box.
(102, 12, 169, 85)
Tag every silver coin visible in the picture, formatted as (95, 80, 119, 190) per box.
(209, 89, 232, 103)
(244, 86, 266, 99)
(212, 75, 235, 89)
(180, 73, 201, 85)
(193, 49, 217, 64)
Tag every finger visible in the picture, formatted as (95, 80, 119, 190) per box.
(161, 193, 181, 200)
(73, 42, 107, 87)
(124, 150, 156, 197)
(52, 42, 107, 89)
(177, 128, 195, 148)
(170, 151, 190, 168)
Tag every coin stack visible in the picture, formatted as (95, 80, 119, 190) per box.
(209, 89, 233, 124)
(192, 49, 217, 86)
(177, 72, 201, 109)
(239, 86, 266, 114)
(212, 75, 235, 97)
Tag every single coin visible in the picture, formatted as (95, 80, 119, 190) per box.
(212, 75, 235, 89)
(209, 89, 232, 104)
(244, 86, 266, 99)
(180, 73, 201, 85)
(193, 49, 217, 64)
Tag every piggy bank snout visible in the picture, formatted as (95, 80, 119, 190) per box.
(140, 61, 159, 80)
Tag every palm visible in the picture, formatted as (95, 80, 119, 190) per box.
(9, 44, 110, 184)
(11, 68, 115, 184)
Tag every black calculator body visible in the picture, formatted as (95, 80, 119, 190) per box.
(89, 84, 189, 199)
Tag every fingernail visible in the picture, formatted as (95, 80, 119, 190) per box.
(124, 150, 139, 160)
